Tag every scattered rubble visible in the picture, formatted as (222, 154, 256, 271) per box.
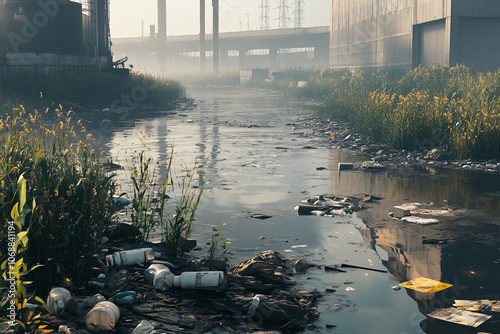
(291, 114, 500, 174)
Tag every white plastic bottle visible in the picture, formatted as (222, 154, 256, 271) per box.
(85, 301, 120, 332)
(106, 248, 154, 267)
(46, 287, 72, 315)
(176, 271, 227, 290)
(144, 264, 226, 291)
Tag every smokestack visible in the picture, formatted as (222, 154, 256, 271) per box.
(212, 0, 219, 73)
(200, 0, 206, 73)
(158, 0, 166, 43)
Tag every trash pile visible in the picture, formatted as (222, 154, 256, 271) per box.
(30, 249, 320, 333)
(294, 194, 381, 217)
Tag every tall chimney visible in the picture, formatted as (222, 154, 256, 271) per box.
(200, 0, 206, 73)
(212, 0, 219, 73)
(157, 0, 166, 43)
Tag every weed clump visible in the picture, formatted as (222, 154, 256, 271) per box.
(267, 65, 500, 160)
(0, 106, 117, 294)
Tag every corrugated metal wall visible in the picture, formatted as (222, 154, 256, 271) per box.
(330, 0, 500, 71)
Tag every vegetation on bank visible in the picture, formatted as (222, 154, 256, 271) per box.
(176, 71, 240, 87)
(0, 105, 202, 328)
(0, 71, 186, 114)
(254, 65, 500, 160)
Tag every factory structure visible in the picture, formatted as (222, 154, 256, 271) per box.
(330, 0, 500, 71)
(0, 0, 112, 76)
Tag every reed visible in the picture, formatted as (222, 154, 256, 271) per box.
(0, 106, 117, 294)
(268, 65, 500, 160)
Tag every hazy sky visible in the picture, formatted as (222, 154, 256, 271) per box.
(109, 0, 331, 38)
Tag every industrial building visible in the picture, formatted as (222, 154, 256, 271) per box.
(330, 0, 500, 71)
(0, 0, 112, 76)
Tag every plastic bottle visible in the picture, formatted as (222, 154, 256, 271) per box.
(85, 301, 120, 332)
(144, 264, 226, 291)
(106, 248, 154, 267)
(46, 287, 72, 316)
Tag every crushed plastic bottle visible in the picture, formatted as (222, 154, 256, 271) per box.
(46, 287, 72, 316)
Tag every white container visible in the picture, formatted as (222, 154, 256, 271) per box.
(175, 271, 226, 290)
(144, 264, 226, 291)
(85, 301, 120, 332)
(46, 287, 72, 316)
(106, 248, 154, 267)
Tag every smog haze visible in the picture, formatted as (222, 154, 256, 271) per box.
(110, 0, 331, 38)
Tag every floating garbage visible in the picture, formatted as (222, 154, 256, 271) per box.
(427, 308, 492, 328)
(106, 248, 155, 267)
(47, 287, 72, 316)
(399, 277, 453, 294)
(85, 301, 120, 332)
(453, 299, 500, 312)
(400, 216, 440, 225)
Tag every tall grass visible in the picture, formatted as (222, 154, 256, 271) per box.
(0, 106, 117, 294)
(270, 66, 500, 160)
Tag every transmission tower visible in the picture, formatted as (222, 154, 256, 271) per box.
(294, 0, 305, 28)
(259, 0, 270, 30)
(276, 0, 290, 29)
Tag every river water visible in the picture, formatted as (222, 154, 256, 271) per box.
(91, 86, 500, 334)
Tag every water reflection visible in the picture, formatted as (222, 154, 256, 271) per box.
(329, 150, 500, 332)
(82, 86, 500, 333)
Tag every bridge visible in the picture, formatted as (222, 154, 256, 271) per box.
(111, 26, 330, 74)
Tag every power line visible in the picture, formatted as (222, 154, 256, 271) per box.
(276, 0, 290, 29)
(259, 0, 270, 30)
(294, 0, 305, 28)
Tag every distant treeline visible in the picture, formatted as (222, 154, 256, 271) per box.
(0, 71, 186, 114)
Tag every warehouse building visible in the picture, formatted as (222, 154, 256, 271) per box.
(0, 0, 112, 75)
(330, 0, 500, 71)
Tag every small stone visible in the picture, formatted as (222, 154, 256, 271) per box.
(425, 148, 450, 161)
(334, 304, 343, 311)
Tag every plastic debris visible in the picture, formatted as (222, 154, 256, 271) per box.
(453, 300, 500, 312)
(131, 320, 155, 334)
(399, 277, 453, 293)
(427, 308, 492, 327)
(85, 301, 120, 332)
(109, 291, 138, 305)
(400, 216, 440, 225)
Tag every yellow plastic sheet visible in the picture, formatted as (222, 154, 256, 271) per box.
(399, 277, 453, 294)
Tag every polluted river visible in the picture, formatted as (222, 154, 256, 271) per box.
(87, 86, 500, 334)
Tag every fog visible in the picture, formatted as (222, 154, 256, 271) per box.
(109, 0, 330, 38)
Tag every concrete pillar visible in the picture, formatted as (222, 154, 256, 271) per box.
(448, 17, 460, 67)
(269, 48, 279, 70)
(157, 0, 166, 43)
(220, 49, 229, 70)
(238, 49, 248, 69)
(200, 0, 206, 73)
(212, 0, 219, 73)
(314, 45, 329, 67)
